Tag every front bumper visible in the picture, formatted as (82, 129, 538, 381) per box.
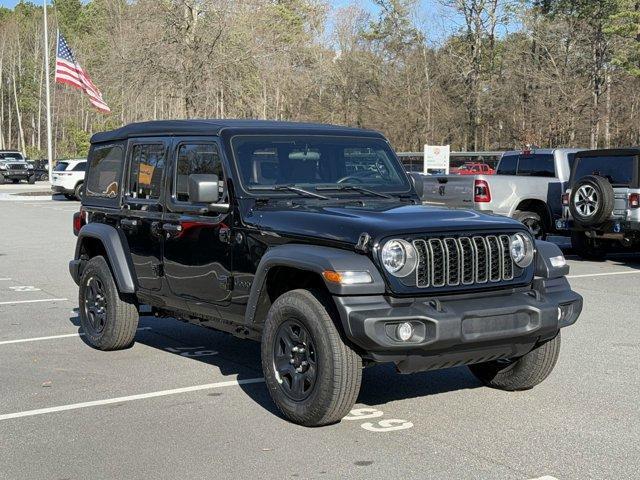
(1, 171, 31, 180)
(333, 277, 582, 373)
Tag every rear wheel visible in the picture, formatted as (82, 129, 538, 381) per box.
(74, 182, 84, 200)
(468, 333, 561, 391)
(261, 289, 362, 427)
(514, 210, 546, 240)
(571, 231, 607, 260)
(79, 256, 139, 350)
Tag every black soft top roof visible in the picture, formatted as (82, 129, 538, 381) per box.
(90, 119, 384, 144)
(576, 148, 640, 158)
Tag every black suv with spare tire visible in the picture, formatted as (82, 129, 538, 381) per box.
(69, 120, 583, 426)
(558, 148, 640, 259)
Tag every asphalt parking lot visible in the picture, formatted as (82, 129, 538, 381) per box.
(0, 185, 638, 480)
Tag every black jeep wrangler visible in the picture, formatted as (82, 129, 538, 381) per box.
(70, 120, 583, 426)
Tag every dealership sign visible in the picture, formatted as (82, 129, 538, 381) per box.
(423, 145, 450, 174)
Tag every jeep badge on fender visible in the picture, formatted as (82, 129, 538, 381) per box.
(69, 120, 583, 427)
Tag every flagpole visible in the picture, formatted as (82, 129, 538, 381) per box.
(43, 0, 54, 178)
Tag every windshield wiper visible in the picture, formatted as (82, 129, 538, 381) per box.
(249, 185, 329, 200)
(316, 185, 393, 199)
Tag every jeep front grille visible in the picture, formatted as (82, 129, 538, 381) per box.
(8, 163, 25, 170)
(413, 235, 514, 288)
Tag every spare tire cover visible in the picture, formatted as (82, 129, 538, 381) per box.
(569, 175, 615, 227)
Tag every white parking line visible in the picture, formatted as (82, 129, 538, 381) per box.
(567, 270, 640, 279)
(0, 327, 152, 346)
(0, 278, 11, 281)
(0, 377, 265, 421)
(0, 298, 68, 306)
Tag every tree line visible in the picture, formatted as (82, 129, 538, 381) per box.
(1, 0, 640, 160)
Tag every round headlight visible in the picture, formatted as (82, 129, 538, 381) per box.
(510, 233, 534, 268)
(381, 239, 417, 277)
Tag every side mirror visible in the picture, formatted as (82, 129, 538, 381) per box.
(408, 172, 424, 199)
(189, 174, 219, 203)
(188, 174, 230, 213)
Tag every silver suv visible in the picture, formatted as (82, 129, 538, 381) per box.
(558, 148, 640, 259)
(0, 150, 36, 184)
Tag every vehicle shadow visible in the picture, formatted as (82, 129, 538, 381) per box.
(69, 312, 482, 419)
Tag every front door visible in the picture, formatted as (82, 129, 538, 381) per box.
(162, 140, 233, 312)
(121, 140, 168, 292)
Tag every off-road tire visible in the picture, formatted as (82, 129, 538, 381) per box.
(514, 210, 546, 240)
(569, 175, 614, 227)
(468, 333, 561, 391)
(79, 256, 139, 350)
(0, 175, 5, 185)
(74, 182, 84, 200)
(571, 231, 607, 260)
(39, 173, 48, 181)
(261, 289, 362, 427)
(28, 174, 36, 184)
(12, 178, 19, 184)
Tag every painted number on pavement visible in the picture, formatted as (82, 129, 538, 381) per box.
(164, 346, 218, 357)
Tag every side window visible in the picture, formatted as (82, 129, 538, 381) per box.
(517, 154, 555, 178)
(174, 143, 223, 203)
(72, 162, 87, 172)
(497, 155, 518, 175)
(128, 143, 166, 200)
(85, 144, 124, 198)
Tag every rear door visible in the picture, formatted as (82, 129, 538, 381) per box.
(162, 138, 233, 314)
(121, 138, 168, 292)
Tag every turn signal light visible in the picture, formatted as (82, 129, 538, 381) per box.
(322, 270, 373, 285)
(562, 193, 570, 206)
(474, 180, 491, 203)
(629, 193, 640, 208)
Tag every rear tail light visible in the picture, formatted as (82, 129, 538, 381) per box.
(629, 193, 640, 208)
(73, 209, 87, 236)
(562, 193, 570, 206)
(474, 180, 491, 203)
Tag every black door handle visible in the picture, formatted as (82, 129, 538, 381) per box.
(162, 223, 183, 233)
(120, 218, 138, 229)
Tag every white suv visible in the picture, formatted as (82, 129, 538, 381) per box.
(51, 159, 87, 200)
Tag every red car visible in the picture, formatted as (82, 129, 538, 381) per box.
(451, 162, 495, 175)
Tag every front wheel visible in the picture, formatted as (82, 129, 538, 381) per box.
(261, 289, 362, 427)
(468, 333, 561, 391)
(79, 256, 139, 350)
(28, 174, 36, 184)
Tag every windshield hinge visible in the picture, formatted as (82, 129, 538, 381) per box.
(355, 232, 372, 253)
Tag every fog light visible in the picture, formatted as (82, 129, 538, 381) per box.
(396, 322, 414, 342)
(558, 303, 574, 324)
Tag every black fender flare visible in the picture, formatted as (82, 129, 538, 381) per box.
(534, 240, 569, 279)
(71, 223, 137, 293)
(244, 244, 386, 325)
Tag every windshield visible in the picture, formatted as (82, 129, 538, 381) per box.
(573, 155, 637, 186)
(0, 152, 23, 160)
(232, 135, 410, 195)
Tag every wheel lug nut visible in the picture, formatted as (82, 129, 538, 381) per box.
(292, 346, 299, 353)
(298, 348, 305, 353)
(289, 359, 295, 364)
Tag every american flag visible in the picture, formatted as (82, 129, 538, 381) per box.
(55, 31, 110, 114)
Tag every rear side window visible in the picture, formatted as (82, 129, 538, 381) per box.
(573, 155, 637, 186)
(517, 154, 555, 177)
(128, 144, 166, 200)
(72, 162, 87, 172)
(497, 155, 517, 175)
(85, 145, 124, 198)
(54, 162, 69, 172)
(174, 143, 224, 203)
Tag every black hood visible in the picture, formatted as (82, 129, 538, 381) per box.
(241, 200, 525, 245)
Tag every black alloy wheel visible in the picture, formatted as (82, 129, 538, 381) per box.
(83, 276, 108, 334)
(273, 319, 318, 401)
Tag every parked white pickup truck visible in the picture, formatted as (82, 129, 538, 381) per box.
(415, 149, 582, 239)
